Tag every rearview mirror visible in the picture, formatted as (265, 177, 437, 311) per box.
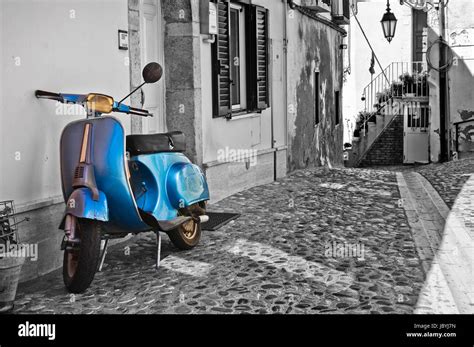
(142, 62, 163, 84)
(117, 62, 163, 105)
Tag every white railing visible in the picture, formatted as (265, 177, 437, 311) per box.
(361, 61, 429, 114)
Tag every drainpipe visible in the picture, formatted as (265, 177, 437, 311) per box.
(280, 0, 289, 180)
(270, 34, 276, 180)
(438, 0, 448, 162)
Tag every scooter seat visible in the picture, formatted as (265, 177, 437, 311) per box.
(126, 131, 186, 156)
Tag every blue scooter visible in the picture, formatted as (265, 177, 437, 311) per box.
(35, 62, 210, 293)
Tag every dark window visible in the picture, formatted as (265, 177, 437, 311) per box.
(212, 0, 269, 118)
(335, 90, 340, 125)
(412, 9, 427, 63)
(314, 72, 320, 125)
(230, 8, 241, 107)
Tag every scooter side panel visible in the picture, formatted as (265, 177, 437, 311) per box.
(131, 153, 209, 221)
(60, 117, 150, 232)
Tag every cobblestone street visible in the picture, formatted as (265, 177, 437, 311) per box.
(416, 159, 474, 209)
(13, 160, 474, 314)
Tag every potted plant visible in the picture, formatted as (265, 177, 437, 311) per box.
(391, 81, 403, 97)
(367, 112, 377, 124)
(353, 129, 360, 141)
(357, 111, 371, 122)
(355, 112, 366, 133)
(400, 72, 415, 95)
(0, 201, 26, 313)
(376, 92, 384, 105)
(414, 72, 428, 96)
(376, 88, 392, 105)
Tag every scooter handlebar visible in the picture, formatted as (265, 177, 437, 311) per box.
(36, 90, 153, 117)
(114, 102, 152, 117)
(128, 106, 153, 117)
(35, 90, 64, 102)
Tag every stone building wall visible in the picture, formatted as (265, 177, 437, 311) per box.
(286, 10, 345, 170)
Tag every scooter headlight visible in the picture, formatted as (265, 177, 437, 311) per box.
(86, 94, 114, 114)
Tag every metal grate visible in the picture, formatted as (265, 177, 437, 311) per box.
(74, 166, 84, 179)
(201, 212, 240, 231)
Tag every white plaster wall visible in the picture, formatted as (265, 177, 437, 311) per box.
(426, 1, 474, 161)
(445, 1, 474, 124)
(0, 0, 130, 205)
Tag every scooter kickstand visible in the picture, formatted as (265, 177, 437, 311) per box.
(98, 238, 109, 272)
(156, 231, 162, 270)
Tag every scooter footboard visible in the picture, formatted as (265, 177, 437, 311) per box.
(59, 188, 108, 229)
(166, 162, 210, 209)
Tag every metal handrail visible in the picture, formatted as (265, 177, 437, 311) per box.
(361, 61, 429, 114)
(354, 61, 430, 165)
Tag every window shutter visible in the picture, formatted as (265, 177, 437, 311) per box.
(212, 0, 232, 118)
(255, 7, 269, 110)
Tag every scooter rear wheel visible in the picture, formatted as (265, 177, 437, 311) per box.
(168, 203, 205, 250)
(62, 218, 101, 293)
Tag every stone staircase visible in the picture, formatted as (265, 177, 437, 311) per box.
(346, 110, 400, 167)
(346, 61, 429, 167)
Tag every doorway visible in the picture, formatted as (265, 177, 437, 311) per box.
(404, 103, 430, 163)
(140, 0, 166, 134)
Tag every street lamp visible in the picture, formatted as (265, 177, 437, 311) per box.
(381, 0, 397, 43)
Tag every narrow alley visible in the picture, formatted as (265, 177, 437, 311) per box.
(13, 159, 473, 314)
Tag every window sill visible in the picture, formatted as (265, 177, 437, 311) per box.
(227, 110, 262, 121)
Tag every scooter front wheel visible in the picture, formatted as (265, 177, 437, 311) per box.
(62, 218, 102, 293)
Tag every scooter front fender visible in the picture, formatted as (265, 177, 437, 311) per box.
(59, 188, 108, 230)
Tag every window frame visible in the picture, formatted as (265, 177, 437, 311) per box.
(335, 90, 341, 126)
(229, 3, 247, 112)
(211, 0, 269, 119)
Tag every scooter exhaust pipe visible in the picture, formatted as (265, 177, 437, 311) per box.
(198, 215, 209, 223)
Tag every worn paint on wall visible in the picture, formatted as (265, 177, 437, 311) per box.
(287, 12, 344, 171)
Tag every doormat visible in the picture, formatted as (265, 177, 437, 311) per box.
(201, 212, 241, 231)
